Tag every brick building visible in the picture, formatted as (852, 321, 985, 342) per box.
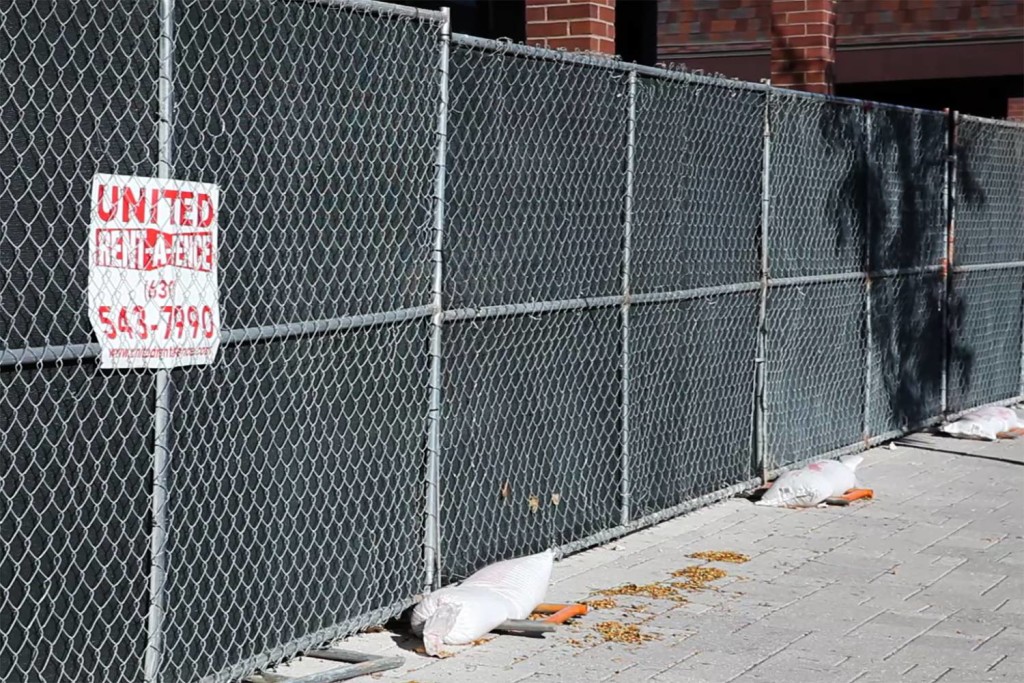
(659, 0, 1024, 118)
(392, 0, 1023, 119)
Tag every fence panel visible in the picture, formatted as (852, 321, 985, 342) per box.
(628, 295, 759, 513)
(953, 118, 1024, 268)
(439, 309, 622, 581)
(948, 117, 1024, 412)
(947, 267, 1024, 412)
(768, 94, 868, 279)
(628, 75, 763, 516)
(1, 2, 159, 681)
(765, 279, 867, 465)
(765, 93, 869, 467)
(160, 2, 442, 681)
(631, 77, 764, 292)
(443, 43, 626, 309)
(868, 272, 946, 434)
(866, 108, 948, 436)
(165, 323, 429, 683)
(439, 42, 626, 581)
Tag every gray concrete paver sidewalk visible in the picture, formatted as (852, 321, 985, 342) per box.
(265, 430, 1024, 683)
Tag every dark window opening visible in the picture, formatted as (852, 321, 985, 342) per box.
(837, 76, 1023, 120)
(616, 0, 657, 66)
(389, 0, 525, 42)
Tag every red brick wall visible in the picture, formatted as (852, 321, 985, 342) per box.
(1009, 97, 1024, 122)
(771, 0, 836, 94)
(658, 0, 772, 59)
(839, 0, 1024, 46)
(659, 0, 1024, 60)
(526, 0, 616, 55)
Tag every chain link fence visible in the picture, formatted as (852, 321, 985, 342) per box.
(2, 2, 1022, 682)
(948, 115, 1024, 414)
(439, 41, 628, 581)
(162, 2, 440, 681)
(2, 2, 160, 682)
(763, 93, 953, 470)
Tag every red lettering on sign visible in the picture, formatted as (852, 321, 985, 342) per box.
(177, 191, 194, 226)
(95, 183, 216, 228)
(197, 193, 214, 227)
(97, 185, 119, 222)
(122, 187, 147, 223)
(94, 228, 214, 272)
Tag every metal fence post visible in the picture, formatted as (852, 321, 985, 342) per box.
(941, 108, 953, 415)
(620, 70, 636, 526)
(943, 110, 959, 415)
(862, 106, 874, 442)
(755, 86, 771, 482)
(424, 7, 450, 593)
(145, 1, 175, 681)
(1020, 269, 1024, 401)
(1020, 278, 1024, 401)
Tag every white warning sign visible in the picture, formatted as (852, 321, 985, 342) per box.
(88, 174, 221, 369)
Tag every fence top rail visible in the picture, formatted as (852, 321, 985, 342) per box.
(299, 0, 445, 22)
(959, 112, 1024, 130)
(768, 85, 945, 117)
(450, 33, 966, 119)
(450, 32, 771, 94)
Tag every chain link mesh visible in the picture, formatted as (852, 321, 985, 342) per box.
(947, 268, 1024, 413)
(631, 77, 763, 291)
(2, 2, 1024, 682)
(629, 294, 758, 515)
(439, 309, 621, 581)
(628, 75, 763, 515)
(166, 323, 429, 683)
(766, 93, 868, 467)
(769, 92, 868, 279)
(867, 108, 948, 271)
(868, 272, 945, 436)
(444, 43, 627, 309)
(1, 367, 153, 683)
(163, 2, 441, 681)
(439, 43, 626, 581)
(866, 108, 948, 436)
(954, 117, 1024, 267)
(2, 2, 158, 682)
(947, 117, 1024, 413)
(766, 279, 867, 466)
(1, 1, 160, 351)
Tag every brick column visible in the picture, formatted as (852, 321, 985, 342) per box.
(525, 0, 616, 55)
(1009, 97, 1024, 122)
(770, 0, 836, 95)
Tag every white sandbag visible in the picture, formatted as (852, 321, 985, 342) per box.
(940, 406, 1024, 441)
(460, 549, 553, 619)
(411, 585, 517, 654)
(410, 549, 554, 655)
(756, 468, 833, 508)
(805, 454, 863, 497)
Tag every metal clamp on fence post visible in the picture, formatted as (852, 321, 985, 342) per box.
(145, 1, 175, 682)
(424, 6, 451, 593)
(620, 70, 636, 526)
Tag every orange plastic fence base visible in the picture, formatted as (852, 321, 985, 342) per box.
(532, 603, 589, 624)
(825, 488, 874, 506)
